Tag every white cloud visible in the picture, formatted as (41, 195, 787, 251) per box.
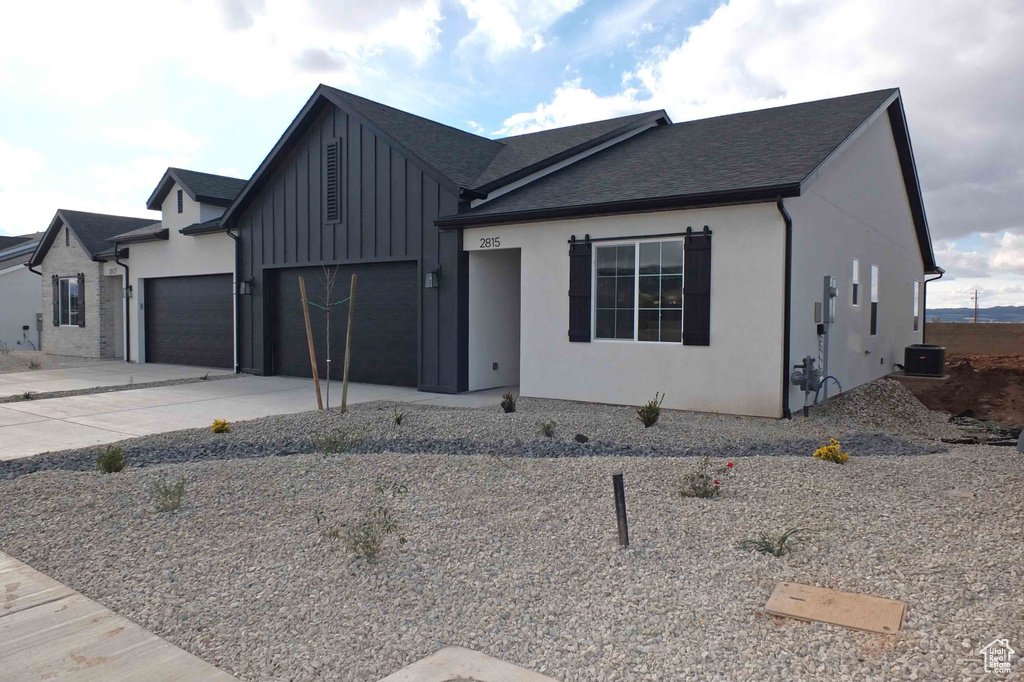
(0, 0, 443, 102)
(458, 0, 581, 60)
(101, 120, 208, 155)
(495, 79, 646, 135)
(0, 140, 46, 192)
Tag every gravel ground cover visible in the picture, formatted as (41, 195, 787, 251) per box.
(0, 379, 956, 480)
(0, 446, 1020, 681)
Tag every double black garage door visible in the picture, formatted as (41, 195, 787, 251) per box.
(145, 274, 234, 368)
(270, 262, 418, 387)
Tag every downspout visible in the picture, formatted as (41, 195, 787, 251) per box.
(113, 243, 130, 363)
(922, 267, 944, 343)
(28, 264, 42, 277)
(226, 227, 241, 374)
(776, 198, 793, 419)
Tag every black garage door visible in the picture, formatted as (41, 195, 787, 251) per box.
(271, 262, 418, 387)
(145, 274, 233, 368)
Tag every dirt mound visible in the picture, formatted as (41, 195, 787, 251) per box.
(807, 378, 955, 438)
(899, 354, 1024, 427)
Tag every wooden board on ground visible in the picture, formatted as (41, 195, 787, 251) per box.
(765, 582, 906, 634)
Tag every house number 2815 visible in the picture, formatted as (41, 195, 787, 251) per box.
(479, 237, 500, 248)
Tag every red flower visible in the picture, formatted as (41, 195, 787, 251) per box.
(714, 480, 720, 485)
(727, 462, 734, 468)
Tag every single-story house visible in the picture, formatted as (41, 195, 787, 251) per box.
(107, 168, 246, 368)
(0, 232, 45, 351)
(28, 211, 156, 359)
(214, 85, 936, 417)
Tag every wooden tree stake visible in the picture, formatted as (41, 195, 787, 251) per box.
(298, 276, 323, 410)
(613, 473, 629, 548)
(340, 273, 357, 413)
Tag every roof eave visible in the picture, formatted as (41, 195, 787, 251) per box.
(436, 184, 801, 229)
(108, 228, 169, 245)
(180, 223, 226, 236)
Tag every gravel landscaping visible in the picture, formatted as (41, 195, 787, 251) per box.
(0, 379, 957, 480)
(1, 445, 1021, 681)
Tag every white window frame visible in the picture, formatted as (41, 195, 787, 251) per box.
(851, 259, 860, 306)
(58, 276, 80, 327)
(591, 238, 685, 344)
(913, 280, 921, 331)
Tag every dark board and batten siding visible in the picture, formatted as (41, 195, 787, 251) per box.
(235, 100, 467, 393)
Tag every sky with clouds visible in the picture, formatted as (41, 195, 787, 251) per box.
(1, 0, 1021, 309)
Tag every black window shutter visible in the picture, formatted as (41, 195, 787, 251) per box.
(52, 275, 59, 326)
(324, 138, 342, 223)
(568, 237, 592, 342)
(77, 273, 86, 327)
(683, 227, 711, 346)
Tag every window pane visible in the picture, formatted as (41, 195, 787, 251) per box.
(639, 275, 660, 307)
(661, 275, 682, 308)
(661, 240, 683, 275)
(639, 243, 660, 275)
(615, 309, 634, 339)
(616, 275, 634, 307)
(595, 309, 615, 339)
(638, 310, 659, 341)
(870, 265, 879, 302)
(596, 247, 617, 277)
(660, 310, 682, 342)
(59, 279, 69, 326)
(616, 245, 635, 276)
(596, 277, 615, 308)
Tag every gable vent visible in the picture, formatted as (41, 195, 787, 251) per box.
(324, 138, 342, 224)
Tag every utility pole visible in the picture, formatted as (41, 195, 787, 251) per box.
(972, 290, 979, 323)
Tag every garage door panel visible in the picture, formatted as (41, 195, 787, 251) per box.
(271, 262, 418, 387)
(145, 274, 233, 368)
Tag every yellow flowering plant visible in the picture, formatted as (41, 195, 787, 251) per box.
(211, 418, 231, 434)
(813, 437, 849, 464)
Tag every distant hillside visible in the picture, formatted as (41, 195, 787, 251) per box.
(926, 306, 1024, 323)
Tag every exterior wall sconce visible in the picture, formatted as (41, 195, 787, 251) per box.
(424, 268, 440, 289)
(123, 284, 133, 299)
(238, 279, 254, 296)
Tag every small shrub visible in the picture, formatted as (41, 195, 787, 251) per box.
(151, 476, 187, 512)
(311, 425, 365, 454)
(0, 341, 9, 358)
(96, 445, 126, 473)
(500, 391, 517, 413)
(27, 358, 41, 370)
(813, 437, 849, 464)
(20, 391, 35, 401)
(211, 419, 231, 434)
(679, 456, 735, 499)
(343, 480, 408, 562)
(739, 527, 804, 557)
(392, 407, 405, 426)
(636, 392, 665, 428)
(538, 419, 556, 438)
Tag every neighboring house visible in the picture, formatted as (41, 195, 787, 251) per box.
(0, 232, 44, 351)
(214, 85, 936, 417)
(28, 211, 155, 358)
(108, 168, 246, 368)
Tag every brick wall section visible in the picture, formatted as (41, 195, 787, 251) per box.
(924, 322, 1024, 355)
(40, 226, 116, 358)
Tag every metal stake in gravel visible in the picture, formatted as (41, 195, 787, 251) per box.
(612, 473, 629, 548)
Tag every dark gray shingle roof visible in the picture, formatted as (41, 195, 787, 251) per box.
(169, 168, 248, 203)
(30, 211, 155, 266)
(473, 112, 664, 189)
(454, 89, 898, 219)
(324, 87, 504, 188)
(0, 234, 35, 251)
(108, 221, 166, 243)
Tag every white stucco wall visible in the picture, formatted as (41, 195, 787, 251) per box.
(123, 183, 234, 363)
(465, 205, 787, 417)
(0, 263, 42, 350)
(468, 248, 521, 390)
(787, 112, 925, 411)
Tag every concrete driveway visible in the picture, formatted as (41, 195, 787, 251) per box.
(0, 373, 512, 460)
(0, 360, 234, 399)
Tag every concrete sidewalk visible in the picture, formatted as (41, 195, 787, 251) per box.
(0, 375, 513, 460)
(0, 551, 237, 682)
(0, 361, 233, 399)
